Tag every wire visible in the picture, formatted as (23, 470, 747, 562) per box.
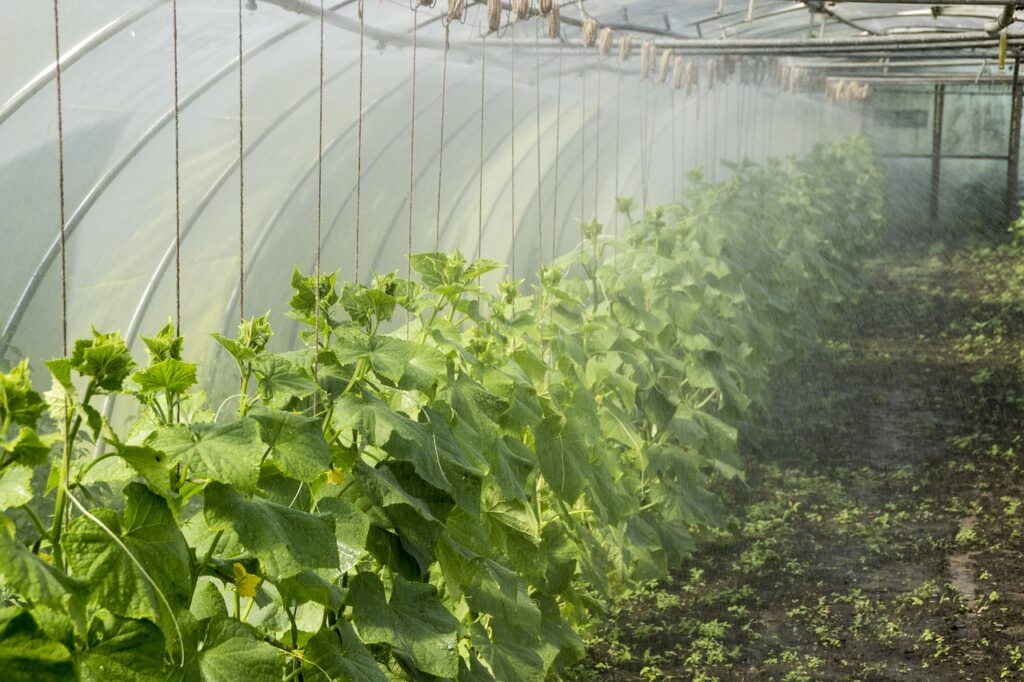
(52, 0, 68, 355)
(238, 0, 245, 321)
(314, 0, 326, 411)
(356, 0, 365, 280)
(478, 33, 486, 262)
(435, 23, 449, 251)
(407, 6, 419, 334)
(172, 0, 182, 334)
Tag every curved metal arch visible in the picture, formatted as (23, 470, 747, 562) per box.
(0, 0, 164, 128)
(0, 1, 353, 358)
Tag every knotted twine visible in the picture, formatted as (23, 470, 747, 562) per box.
(640, 40, 655, 80)
(446, 0, 464, 22)
(547, 3, 560, 38)
(581, 18, 598, 47)
(618, 34, 632, 62)
(598, 27, 612, 57)
(672, 56, 684, 90)
(512, 0, 530, 20)
(659, 48, 671, 84)
(487, 0, 501, 33)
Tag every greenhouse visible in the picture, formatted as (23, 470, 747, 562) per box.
(1, 0, 1023, 679)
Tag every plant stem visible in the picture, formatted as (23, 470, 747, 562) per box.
(49, 380, 95, 571)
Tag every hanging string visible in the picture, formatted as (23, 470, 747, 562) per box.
(407, 6, 419, 329)
(171, 0, 182, 334)
(356, 0, 365, 280)
(551, 42, 562, 261)
(671, 86, 677, 201)
(593, 54, 600, 219)
(313, 0, 326, 410)
(534, 20, 543, 265)
(581, 54, 587, 219)
(478, 34, 486, 261)
(614, 65, 621, 260)
(435, 23, 449, 251)
(52, 0, 68, 355)
(510, 23, 516, 284)
(639, 82, 649, 211)
(238, 0, 245, 321)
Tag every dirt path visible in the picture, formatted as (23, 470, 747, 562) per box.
(568, 248, 1024, 681)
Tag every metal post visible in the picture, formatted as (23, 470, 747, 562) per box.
(930, 83, 945, 226)
(1007, 52, 1022, 223)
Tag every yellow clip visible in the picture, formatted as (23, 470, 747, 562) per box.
(1000, 29, 1008, 70)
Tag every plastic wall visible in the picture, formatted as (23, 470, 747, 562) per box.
(0, 0, 859, 402)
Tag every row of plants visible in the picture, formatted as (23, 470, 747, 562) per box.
(0, 136, 882, 681)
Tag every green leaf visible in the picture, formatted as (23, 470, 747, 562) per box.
(191, 617, 285, 682)
(534, 417, 588, 504)
(203, 482, 339, 580)
(0, 360, 46, 428)
(249, 406, 330, 482)
(132, 358, 197, 395)
(112, 444, 175, 495)
(0, 607, 74, 681)
(62, 483, 191, 637)
(1, 427, 60, 467)
(302, 623, 388, 682)
(76, 613, 171, 681)
(141, 320, 184, 362)
(148, 419, 263, 495)
(347, 573, 460, 678)
(470, 621, 545, 682)
(251, 354, 316, 405)
(0, 465, 33, 510)
(0, 522, 81, 610)
(69, 328, 136, 392)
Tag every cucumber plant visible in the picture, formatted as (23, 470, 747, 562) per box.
(0, 137, 882, 681)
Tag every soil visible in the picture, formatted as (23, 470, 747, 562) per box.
(566, 246, 1024, 681)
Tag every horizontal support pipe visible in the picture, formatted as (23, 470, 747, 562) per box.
(650, 30, 1021, 48)
(881, 153, 1010, 159)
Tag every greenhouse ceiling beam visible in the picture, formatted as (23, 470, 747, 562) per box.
(0, 0, 163, 128)
(650, 29, 1020, 48)
(828, 0, 1014, 4)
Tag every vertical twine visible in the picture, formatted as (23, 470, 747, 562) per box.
(580, 55, 587, 223)
(594, 60, 600, 219)
(671, 88, 677, 200)
(534, 20, 543, 264)
(551, 43, 562, 260)
(238, 0, 245, 321)
(510, 24, 516, 283)
(407, 7, 418, 334)
(355, 0, 365, 280)
(171, 0, 182, 334)
(435, 24, 449, 251)
(313, 0, 325, 410)
(478, 34, 486, 261)
(52, 0, 68, 355)
(614, 68, 620, 256)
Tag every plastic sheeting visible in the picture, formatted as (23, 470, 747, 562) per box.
(0, 0, 865, 400)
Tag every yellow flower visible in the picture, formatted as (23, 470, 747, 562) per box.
(232, 563, 261, 598)
(38, 551, 53, 565)
(326, 467, 345, 486)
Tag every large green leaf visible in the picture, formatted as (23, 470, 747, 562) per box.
(0, 522, 80, 610)
(0, 607, 73, 681)
(302, 623, 388, 682)
(203, 482, 338, 580)
(131, 358, 197, 395)
(191, 617, 285, 682)
(76, 614, 171, 681)
(533, 417, 588, 504)
(249, 405, 330, 482)
(347, 573, 460, 678)
(63, 483, 191, 637)
(0, 464, 33, 510)
(148, 419, 264, 494)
